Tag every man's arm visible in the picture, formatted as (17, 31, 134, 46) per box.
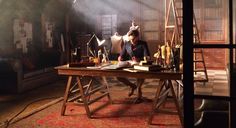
(118, 42, 127, 61)
(143, 41, 150, 60)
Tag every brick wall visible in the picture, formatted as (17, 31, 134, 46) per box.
(203, 48, 226, 70)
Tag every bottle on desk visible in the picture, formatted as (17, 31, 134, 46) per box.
(98, 49, 102, 64)
(102, 54, 107, 63)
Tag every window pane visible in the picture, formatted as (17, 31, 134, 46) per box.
(194, 48, 229, 97)
(194, 99, 229, 127)
(194, 0, 228, 44)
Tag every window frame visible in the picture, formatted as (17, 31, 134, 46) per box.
(183, 0, 234, 127)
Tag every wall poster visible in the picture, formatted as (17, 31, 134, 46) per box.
(13, 19, 32, 53)
(45, 22, 55, 48)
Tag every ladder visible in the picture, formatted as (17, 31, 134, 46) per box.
(192, 14, 208, 83)
(165, 0, 208, 83)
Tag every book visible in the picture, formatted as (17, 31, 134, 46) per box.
(133, 65, 161, 71)
(139, 60, 153, 65)
(101, 61, 133, 70)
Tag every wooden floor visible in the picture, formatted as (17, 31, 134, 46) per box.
(194, 69, 229, 97)
(0, 69, 228, 127)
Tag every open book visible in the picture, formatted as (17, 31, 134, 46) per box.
(101, 61, 138, 70)
(86, 61, 139, 70)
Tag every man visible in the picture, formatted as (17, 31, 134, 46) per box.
(117, 29, 150, 97)
(129, 20, 140, 32)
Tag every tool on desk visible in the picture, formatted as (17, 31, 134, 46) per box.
(89, 49, 95, 57)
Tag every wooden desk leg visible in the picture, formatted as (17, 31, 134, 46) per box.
(168, 80, 183, 127)
(61, 76, 72, 116)
(176, 80, 183, 101)
(76, 76, 91, 118)
(148, 80, 165, 124)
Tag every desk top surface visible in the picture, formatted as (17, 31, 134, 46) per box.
(55, 64, 182, 80)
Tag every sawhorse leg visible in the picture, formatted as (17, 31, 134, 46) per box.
(61, 76, 72, 116)
(61, 76, 112, 118)
(148, 79, 183, 127)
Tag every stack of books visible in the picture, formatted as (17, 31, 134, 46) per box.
(133, 65, 161, 71)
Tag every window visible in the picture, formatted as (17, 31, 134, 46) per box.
(101, 14, 117, 39)
(184, 0, 235, 127)
(194, 0, 227, 43)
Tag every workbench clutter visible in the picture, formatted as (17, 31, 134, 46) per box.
(69, 48, 110, 68)
(153, 41, 181, 71)
(69, 32, 111, 65)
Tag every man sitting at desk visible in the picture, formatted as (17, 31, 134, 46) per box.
(117, 29, 150, 97)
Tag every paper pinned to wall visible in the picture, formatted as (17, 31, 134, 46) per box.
(13, 19, 32, 53)
(60, 34, 65, 52)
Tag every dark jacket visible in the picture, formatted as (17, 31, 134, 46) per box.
(119, 40, 150, 61)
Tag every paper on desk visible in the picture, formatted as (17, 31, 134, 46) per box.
(87, 61, 137, 70)
(101, 64, 120, 69)
(87, 63, 113, 69)
(100, 61, 130, 70)
(86, 66, 101, 69)
(123, 68, 142, 72)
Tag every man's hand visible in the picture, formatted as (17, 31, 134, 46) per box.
(144, 56, 150, 61)
(118, 56, 122, 61)
(132, 56, 139, 62)
(127, 60, 138, 66)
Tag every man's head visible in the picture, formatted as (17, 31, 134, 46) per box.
(127, 29, 139, 44)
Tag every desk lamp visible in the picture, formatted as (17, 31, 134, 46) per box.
(94, 35, 109, 61)
(86, 34, 96, 57)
